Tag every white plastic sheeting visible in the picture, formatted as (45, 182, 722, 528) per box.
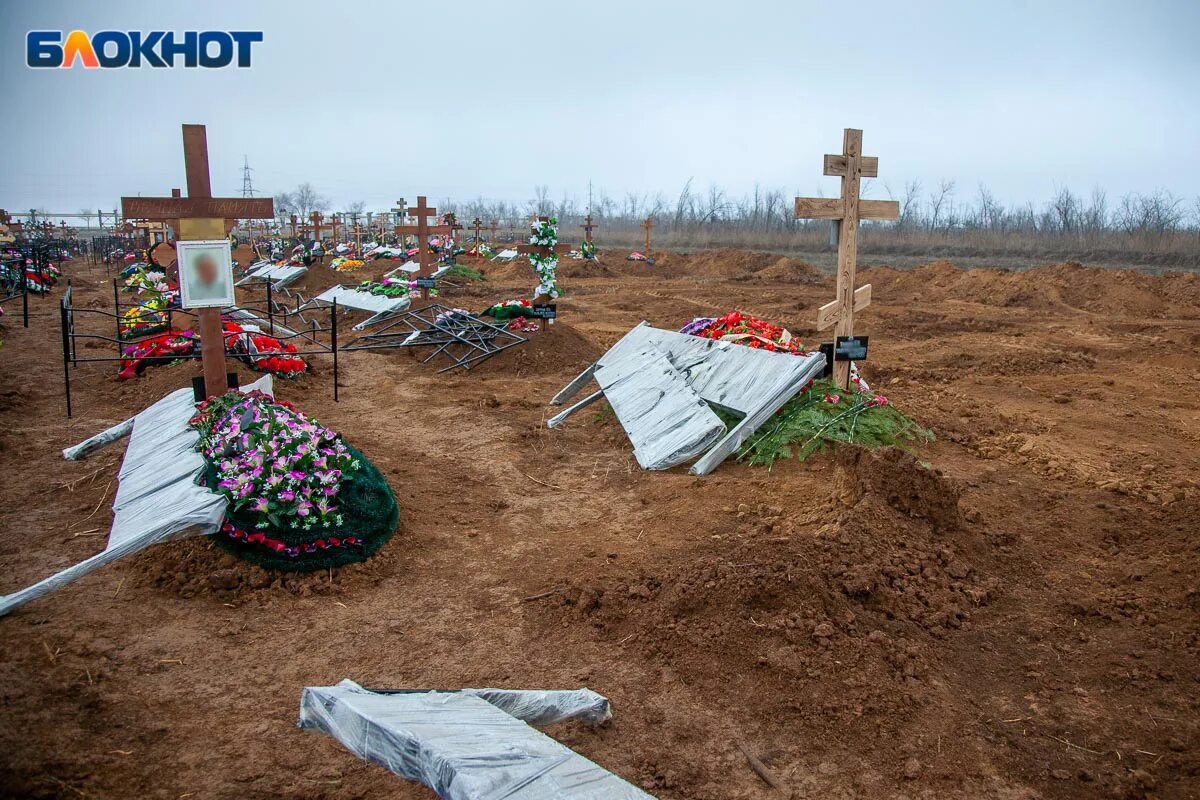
(490, 249, 519, 261)
(0, 375, 272, 617)
(593, 342, 725, 469)
(307, 285, 412, 329)
(299, 680, 655, 800)
(236, 261, 308, 288)
(386, 262, 453, 280)
(549, 322, 826, 474)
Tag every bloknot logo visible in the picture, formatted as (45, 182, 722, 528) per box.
(26, 30, 263, 69)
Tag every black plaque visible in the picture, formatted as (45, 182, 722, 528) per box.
(526, 304, 557, 320)
(413, 277, 438, 289)
(834, 335, 869, 361)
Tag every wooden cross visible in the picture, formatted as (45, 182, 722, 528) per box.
(642, 216, 655, 257)
(391, 199, 407, 226)
(352, 222, 364, 256)
(121, 124, 274, 398)
(288, 213, 298, 240)
(392, 195, 450, 299)
(581, 213, 597, 244)
(446, 213, 463, 243)
(488, 219, 498, 243)
(471, 217, 483, 243)
(329, 213, 341, 242)
(309, 211, 325, 241)
(514, 216, 572, 306)
(794, 127, 898, 389)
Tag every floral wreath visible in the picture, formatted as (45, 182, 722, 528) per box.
(528, 216, 560, 300)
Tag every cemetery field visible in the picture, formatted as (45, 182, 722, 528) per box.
(2, 249, 1200, 799)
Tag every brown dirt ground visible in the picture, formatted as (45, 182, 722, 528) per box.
(1, 248, 1199, 799)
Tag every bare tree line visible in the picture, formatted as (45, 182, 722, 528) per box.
(263, 179, 1200, 262)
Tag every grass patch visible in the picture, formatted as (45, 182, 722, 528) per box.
(445, 264, 485, 281)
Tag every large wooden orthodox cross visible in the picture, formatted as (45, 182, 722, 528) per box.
(329, 213, 341, 242)
(392, 195, 450, 300)
(642, 216, 655, 257)
(121, 124, 274, 398)
(794, 128, 898, 389)
(488, 219, 498, 243)
(288, 213, 298, 240)
(352, 222, 364, 256)
(470, 217, 483, 243)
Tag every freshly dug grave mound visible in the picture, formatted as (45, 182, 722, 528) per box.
(862, 259, 1200, 316)
(543, 448, 989, 733)
(559, 258, 616, 279)
(466, 321, 603, 377)
(126, 534, 401, 603)
(477, 258, 533, 282)
(754, 256, 824, 284)
(620, 248, 785, 280)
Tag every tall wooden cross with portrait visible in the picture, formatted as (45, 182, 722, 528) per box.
(794, 128, 898, 389)
(121, 124, 274, 398)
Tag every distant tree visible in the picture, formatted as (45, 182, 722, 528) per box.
(527, 185, 551, 217)
(1049, 186, 1081, 234)
(927, 180, 955, 232)
(973, 184, 1004, 231)
(291, 183, 329, 217)
(895, 179, 923, 232)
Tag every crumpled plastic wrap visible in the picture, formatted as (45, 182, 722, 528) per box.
(0, 376, 272, 617)
(298, 679, 655, 800)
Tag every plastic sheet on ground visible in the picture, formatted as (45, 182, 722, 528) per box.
(386, 262, 453, 280)
(307, 285, 412, 329)
(236, 261, 307, 287)
(548, 322, 826, 474)
(0, 375, 272, 617)
(299, 680, 655, 800)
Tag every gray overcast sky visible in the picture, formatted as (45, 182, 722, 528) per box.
(2, 0, 1198, 213)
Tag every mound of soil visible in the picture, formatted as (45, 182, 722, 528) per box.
(539, 448, 987, 765)
(466, 321, 602, 377)
(638, 248, 782, 280)
(559, 259, 616, 279)
(863, 259, 1200, 316)
(125, 536, 401, 606)
(755, 256, 824, 283)
(477, 258, 532, 283)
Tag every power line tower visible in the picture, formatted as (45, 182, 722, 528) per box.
(241, 155, 256, 197)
